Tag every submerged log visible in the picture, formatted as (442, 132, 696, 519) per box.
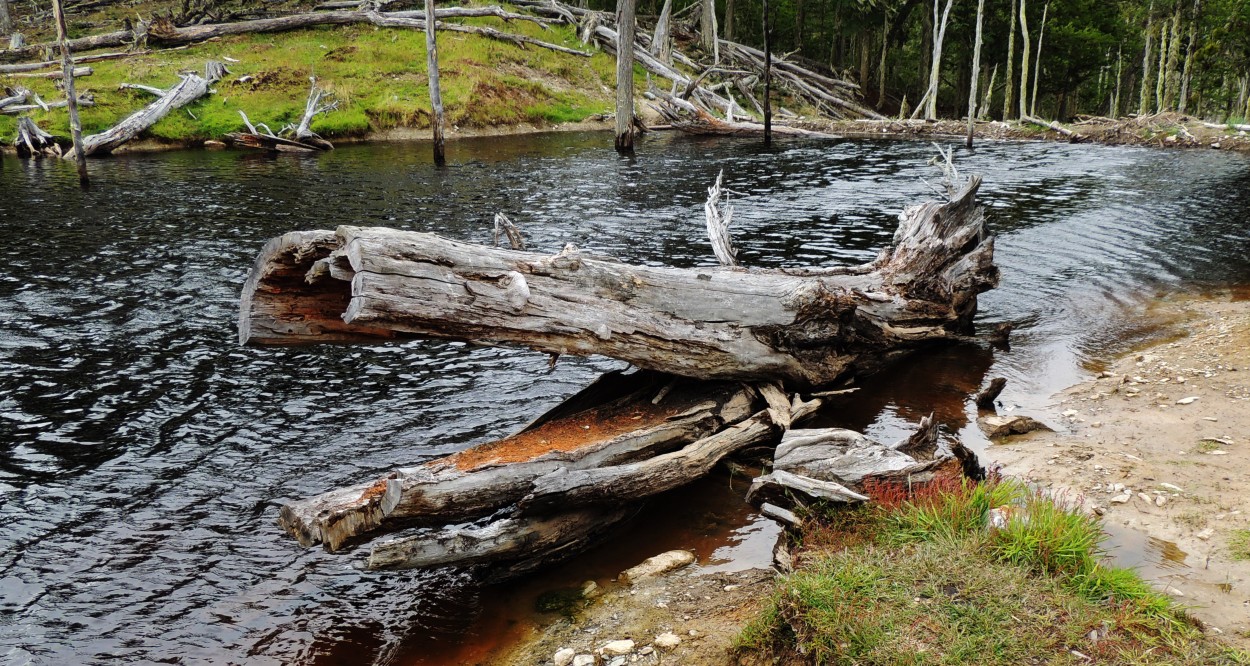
(240, 177, 997, 386)
(279, 371, 758, 551)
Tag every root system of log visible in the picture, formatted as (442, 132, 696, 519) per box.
(14, 116, 62, 157)
(239, 177, 996, 387)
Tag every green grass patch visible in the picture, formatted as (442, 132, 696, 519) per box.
(1230, 530, 1250, 561)
(1, 5, 618, 145)
(737, 479, 1249, 665)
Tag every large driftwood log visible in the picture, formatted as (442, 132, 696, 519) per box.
(240, 178, 996, 386)
(279, 371, 757, 551)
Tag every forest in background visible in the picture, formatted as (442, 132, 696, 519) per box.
(620, 0, 1250, 122)
(3, 0, 1250, 144)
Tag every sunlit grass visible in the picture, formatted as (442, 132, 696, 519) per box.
(736, 479, 1249, 665)
(0, 5, 619, 144)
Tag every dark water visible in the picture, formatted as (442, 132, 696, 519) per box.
(1, 133, 1248, 665)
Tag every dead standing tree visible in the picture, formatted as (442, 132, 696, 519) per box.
(425, 0, 446, 165)
(614, 0, 637, 153)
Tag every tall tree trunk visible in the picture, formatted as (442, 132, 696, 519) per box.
(723, 0, 733, 40)
(1139, 4, 1154, 115)
(1112, 45, 1123, 116)
(966, 0, 985, 147)
(0, 0, 12, 37)
(1029, 1, 1048, 118)
(651, 0, 673, 64)
(1163, 5, 1182, 111)
(878, 10, 890, 107)
(925, 0, 954, 120)
(859, 33, 871, 91)
(979, 63, 997, 119)
(615, 0, 637, 154)
(793, 0, 804, 52)
(1003, 0, 1017, 120)
(424, 0, 445, 166)
(1177, 0, 1199, 114)
(1154, 18, 1167, 112)
(52, 0, 88, 188)
(1017, 0, 1030, 120)
(700, 0, 718, 62)
(762, 0, 772, 145)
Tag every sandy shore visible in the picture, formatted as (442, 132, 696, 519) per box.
(991, 291, 1250, 647)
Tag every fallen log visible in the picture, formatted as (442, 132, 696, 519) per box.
(1, 93, 93, 115)
(278, 371, 757, 551)
(8, 65, 91, 79)
(66, 61, 224, 158)
(1022, 115, 1086, 142)
(239, 175, 997, 386)
(226, 82, 336, 152)
(651, 96, 836, 137)
(0, 87, 29, 110)
(364, 506, 633, 574)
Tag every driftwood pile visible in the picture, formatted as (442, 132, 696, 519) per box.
(240, 164, 997, 578)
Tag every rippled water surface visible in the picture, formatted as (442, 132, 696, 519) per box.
(1, 133, 1248, 664)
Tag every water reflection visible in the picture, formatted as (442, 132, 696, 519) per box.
(1, 133, 1248, 664)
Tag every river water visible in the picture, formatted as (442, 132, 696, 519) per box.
(1, 134, 1247, 665)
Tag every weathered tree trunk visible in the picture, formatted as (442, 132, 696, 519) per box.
(1029, 1, 1048, 118)
(52, 0, 87, 186)
(424, 0, 445, 165)
(650, 0, 672, 64)
(723, 0, 734, 40)
(0, 0, 11, 38)
(924, 0, 954, 120)
(700, 0, 718, 62)
(1154, 16, 1167, 112)
(240, 176, 996, 388)
(877, 10, 889, 107)
(614, 0, 636, 153)
(762, 0, 772, 145)
(1003, 0, 1017, 120)
(1017, 0, 1031, 121)
(1177, 0, 1199, 114)
(966, 0, 985, 147)
(1163, 6, 1181, 111)
(1139, 5, 1154, 116)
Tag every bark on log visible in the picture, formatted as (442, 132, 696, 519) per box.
(517, 393, 821, 515)
(364, 506, 632, 573)
(239, 177, 997, 387)
(278, 371, 757, 551)
(1022, 115, 1086, 142)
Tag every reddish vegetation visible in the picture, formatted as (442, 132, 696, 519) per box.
(440, 399, 685, 472)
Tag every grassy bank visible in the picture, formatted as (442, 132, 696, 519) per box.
(0, 5, 626, 146)
(736, 478, 1248, 665)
